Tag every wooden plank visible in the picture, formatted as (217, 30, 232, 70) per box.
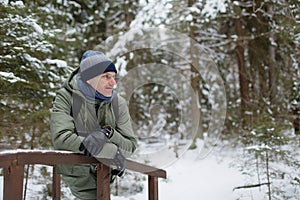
(97, 164, 110, 200)
(126, 160, 166, 178)
(0, 154, 17, 168)
(52, 165, 61, 200)
(148, 175, 159, 200)
(3, 160, 24, 200)
(16, 152, 97, 166)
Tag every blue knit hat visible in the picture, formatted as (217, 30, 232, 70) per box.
(79, 50, 117, 81)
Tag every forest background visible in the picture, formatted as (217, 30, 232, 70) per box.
(0, 0, 299, 199)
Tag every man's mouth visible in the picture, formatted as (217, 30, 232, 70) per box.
(105, 87, 113, 90)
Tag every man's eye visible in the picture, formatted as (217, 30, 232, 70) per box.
(105, 75, 115, 79)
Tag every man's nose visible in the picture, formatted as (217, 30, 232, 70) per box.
(109, 77, 116, 85)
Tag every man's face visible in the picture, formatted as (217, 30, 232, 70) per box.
(86, 72, 116, 97)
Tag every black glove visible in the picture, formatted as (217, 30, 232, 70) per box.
(79, 128, 109, 156)
(79, 127, 125, 177)
(111, 149, 126, 177)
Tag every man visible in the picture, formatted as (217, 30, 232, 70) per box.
(50, 50, 138, 199)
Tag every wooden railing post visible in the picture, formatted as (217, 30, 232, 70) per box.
(96, 163, 110, 200)
(3, 160, 24, 200)
(52, 165, 61, 200)
(148, 175, 159, 200)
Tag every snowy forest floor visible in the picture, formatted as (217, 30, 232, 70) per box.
(0, 136, 299, 200)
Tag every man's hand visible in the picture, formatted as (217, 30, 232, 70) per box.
(79, 126, 126, 177)
(111, 149, 126, 177)
(79, 128, 109, 156)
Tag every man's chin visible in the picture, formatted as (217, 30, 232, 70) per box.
(103, 91, 113, 97)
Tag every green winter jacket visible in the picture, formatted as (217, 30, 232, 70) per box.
(50, 68, 137, 199)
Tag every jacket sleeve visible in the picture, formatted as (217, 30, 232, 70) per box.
(50, 88, 84, 153)
(109, 95, 138, 157)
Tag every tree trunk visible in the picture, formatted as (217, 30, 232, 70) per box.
(267, 6, 277, 106)
(293, 108, 300, 135)
(234, 6, 251, 129)
(188, 0, 203, 149)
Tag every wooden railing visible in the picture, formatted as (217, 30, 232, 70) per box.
(0, 150, 167, 200)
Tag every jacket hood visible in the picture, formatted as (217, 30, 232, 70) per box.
(62, 67, 113, 103)
(62, 67, 81, 96)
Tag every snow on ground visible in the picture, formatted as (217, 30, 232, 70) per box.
(160, 149, 244, 200)
(111, 145, 265, 200)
